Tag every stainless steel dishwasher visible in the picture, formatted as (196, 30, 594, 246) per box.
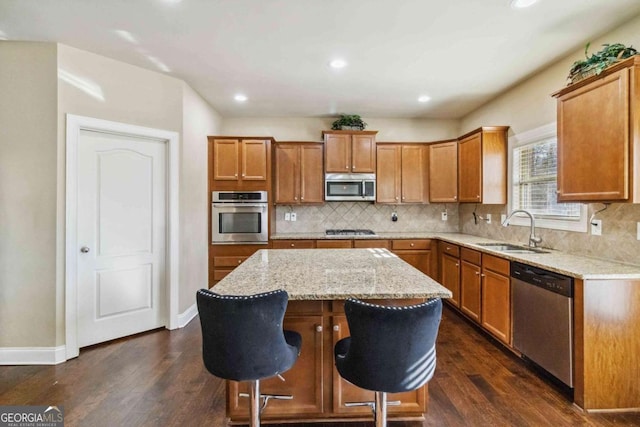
(511, 262, 574, 388)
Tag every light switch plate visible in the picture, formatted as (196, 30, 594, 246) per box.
(441, 211, 448, 221)
(591, 219, 602, 236)
(285, 212, 291, 221)
(290, 212, 297, 221)
(637, 222, 640, 240)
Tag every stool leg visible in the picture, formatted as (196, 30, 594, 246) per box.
(249, 380, 260, 427)
(375, 391, 387, 427)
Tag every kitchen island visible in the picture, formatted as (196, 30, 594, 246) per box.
(212, 248, 451, 424)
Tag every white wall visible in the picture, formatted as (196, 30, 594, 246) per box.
(0, 42, 59, 347)
(221, 117, 459, 142)
(180, 83, 221, 312)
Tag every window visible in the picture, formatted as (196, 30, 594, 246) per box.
(508, 123, 587, 232)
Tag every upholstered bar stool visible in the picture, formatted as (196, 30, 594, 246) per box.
(334, 298, 443, 427)
(196, 289, 302, 427)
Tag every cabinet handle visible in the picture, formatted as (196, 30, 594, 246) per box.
(453, 196, 457, 200)
(556, 189, 561, 194)
(410, 243, 414, 247)
(333, 325, 340, 332)
(475, 271, 480, 275)
(455, 263, 459, 267)
(234, 173, 238, 177)
(301, 196, 304, 200)
(395, 196, 399, 201)
(290, 243, 295, 247)
(446, 246, 451, 250)
(316, 325, 323, 332)
(476, 195, 480, 199)
(481, 274, 486, 278)
(238, 259, 242, 264)
(294, 196, 297, 201)
(242, 173, 245, 177)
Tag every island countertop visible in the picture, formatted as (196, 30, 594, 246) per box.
(213, 248, 452, 300)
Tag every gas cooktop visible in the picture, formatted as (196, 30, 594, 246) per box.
(325, 229, 377, 236)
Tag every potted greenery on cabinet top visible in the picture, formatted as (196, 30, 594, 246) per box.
(568, 42, 638, 84)
(331, 114, 367, 131)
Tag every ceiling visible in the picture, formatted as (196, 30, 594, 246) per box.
(2, 0, 640, 119)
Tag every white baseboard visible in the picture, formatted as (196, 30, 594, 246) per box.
(0, 346, 66, 365)
(177, 303, 197, 328)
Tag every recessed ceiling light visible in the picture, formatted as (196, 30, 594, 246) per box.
(510, 0, 539, 8)
(329, 59, 347, 69)
(418, 95, 431, 103)
(234, 94, 248, 102)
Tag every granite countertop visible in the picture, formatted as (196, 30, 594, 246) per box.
(270, 232, 640, 280)
(212, 248, 453, 300)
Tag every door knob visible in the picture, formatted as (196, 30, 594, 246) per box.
(80, 246, 90, 253)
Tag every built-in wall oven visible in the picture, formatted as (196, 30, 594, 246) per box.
(211, 191, 268, 244)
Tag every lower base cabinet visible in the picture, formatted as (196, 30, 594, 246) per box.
(481, 254, 511, 345)
(226, 300, 428, 424)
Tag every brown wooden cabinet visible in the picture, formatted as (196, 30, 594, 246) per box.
(376, 144, 429, 204)
(481, 254, 511, 345)
(438, 241, 460, 308)
(391, 239, 433, 278)
(457, 127, 508, 204)
(323, 131, 377, 173)
(459, 248, 482, 322)
(274, 142, 323, 204)
(272, 240, 315, 249)
(552, 56, 640, 202)
(316, 240, 353, 248)
(429, 140, 458, 202)
(210, 244, 264, 287)
(210, 137, 270, 190)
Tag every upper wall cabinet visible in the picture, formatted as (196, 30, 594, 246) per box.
(209, 137, 271, 191)
(323, 131, 377, 174)
(552, 56, 640, 203)
(429, 140, 458, 202)
(376, 144, 429, 204)
(457, 127, 508, 204)
(274, 142, 324, 204)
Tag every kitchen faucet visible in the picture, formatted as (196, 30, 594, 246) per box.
(501, 209, 543, 248)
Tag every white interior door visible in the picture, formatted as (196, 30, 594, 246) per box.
(76, 129, 167, 347)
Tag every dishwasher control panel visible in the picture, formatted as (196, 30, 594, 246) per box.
(511, 262, 573, 298)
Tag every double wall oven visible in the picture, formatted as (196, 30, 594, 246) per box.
(211, 191, 268, 244)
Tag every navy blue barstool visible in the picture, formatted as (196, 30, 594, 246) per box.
(196, 289, 302, 427)
(334, 298, 443, 427)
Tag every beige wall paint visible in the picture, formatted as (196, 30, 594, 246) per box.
(458, 15, 640, 266)
(180, 82, 221, 312)
(0, 42, 59, 347)
(221, 117, 459, 142)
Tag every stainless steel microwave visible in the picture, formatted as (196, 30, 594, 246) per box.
(211, 191, 268, 244)
(325, 173, 376, 201)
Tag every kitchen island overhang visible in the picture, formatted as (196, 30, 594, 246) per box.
(209, 248, 451, 424)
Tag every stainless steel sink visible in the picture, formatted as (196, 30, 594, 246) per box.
(477, 242, 550, 254)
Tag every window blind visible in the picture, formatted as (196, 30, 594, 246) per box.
(513, 137, 581, 219)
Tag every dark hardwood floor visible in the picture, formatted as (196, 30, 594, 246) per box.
(2, 306, 639, 426)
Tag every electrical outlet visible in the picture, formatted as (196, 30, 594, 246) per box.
(637, 222, 640, 240)
(284, 212, 291, 221)
(441, 211, 448, 221)
(290, 212, 297, 221)
(591, 219, 602, 236)
(501, 214, 506, 224)
(486, 214, 492, 224)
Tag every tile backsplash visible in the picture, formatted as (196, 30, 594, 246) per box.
(275, 202, 459, 234)
(459, 203, 640, 266)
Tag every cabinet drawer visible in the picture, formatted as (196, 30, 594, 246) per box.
(214, 256, 248, 267)
(353, 239, 390, 249)
(392, 239, 431, 250)
(213, 269, 233, 281)
(483, 254, 510, 276)
(331, 298, 425, 313)
(272, 240, 315, 249)
(286, 300, 324, 314)
(439, 241, 460, 257)
(461, 248, 481, 265)
(316, 240, 353, 248)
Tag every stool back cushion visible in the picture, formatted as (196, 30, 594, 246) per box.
(336, 298, 443, 393)
(197, 289, 299, 382)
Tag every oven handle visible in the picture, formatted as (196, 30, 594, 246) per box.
(213, 204, 267, 208)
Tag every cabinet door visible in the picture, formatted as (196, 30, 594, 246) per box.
(241, 140, 268, 180)
(325, 133, 351, 173)
(351, 134, 376, 173)
(228, 315, 324, 418)
(394, 251, 432, 278)
(332, 316, 426, 416)
(481, 269, 511, 345)
(458, 132, 482, 202)
(429, 141, 458, 202)
(300, 144, 324, 203)
(376, 145, 401, 203)
(274, 144, 299, 204)
(213, 139, 239, 181)
(557, 68, 629, 201)
(401, 145, 428, 203)
(460, 260, 481, 322)
(440, 253, 460, 308)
